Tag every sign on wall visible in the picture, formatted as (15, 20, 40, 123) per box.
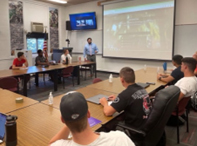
(9, 0, 24, 55)
(49, 7, 59, 50)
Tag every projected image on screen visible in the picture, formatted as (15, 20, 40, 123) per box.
(76, 17, 94, 27)
(103, 0, 175, 60)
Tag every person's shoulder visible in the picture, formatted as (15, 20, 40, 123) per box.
(13, 58, 18, 61)
(50, 139, 72, 146)
(101, 131, 135, 145)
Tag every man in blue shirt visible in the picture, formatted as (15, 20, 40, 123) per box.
(83, 38, 99, 76)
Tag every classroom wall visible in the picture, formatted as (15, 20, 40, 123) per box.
(0, 0, 196, 72)
(63, 0, 197, 72)
(0, 0, 65, 69)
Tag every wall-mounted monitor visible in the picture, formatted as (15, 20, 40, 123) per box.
(69, 12, 97, 30)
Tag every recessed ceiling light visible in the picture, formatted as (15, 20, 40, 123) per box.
(48, 0, 67, 4)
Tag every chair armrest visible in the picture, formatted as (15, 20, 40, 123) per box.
(116, 122, 146, 137)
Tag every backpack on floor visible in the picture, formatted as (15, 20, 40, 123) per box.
(191, 91, 197, 111)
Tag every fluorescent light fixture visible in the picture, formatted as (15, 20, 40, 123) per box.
(48, 0, 67, 4)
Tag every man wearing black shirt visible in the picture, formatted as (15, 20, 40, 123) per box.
(157, 55, 184, 85)
(100, 67, 151, 128)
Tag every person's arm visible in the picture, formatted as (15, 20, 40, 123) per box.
(178, 92, 185, 102)
(61, 55, 66, 63)
(100, 97, 116, 116)
(95, 44, 98, 54)
(36, 57, 49, 65)
(68, 54, 72, 60)
(49, 125, 70, 144)
(12, 65, 24, 70)
(157, 74, 174, 83)
(24, 58, 28, 67)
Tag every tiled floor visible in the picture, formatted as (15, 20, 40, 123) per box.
(19, 72, 197, 146)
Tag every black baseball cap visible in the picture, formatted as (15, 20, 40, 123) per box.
(60, 91, 88, 121)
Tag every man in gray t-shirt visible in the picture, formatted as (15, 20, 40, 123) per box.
(35, 49, 49, 66)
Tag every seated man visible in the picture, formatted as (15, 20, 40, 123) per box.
(61, 49, 72, 64)
(12, 52, 28, 69)
(175, 57, 197, 102)
(35, 49, 49, 66)
(157, 54, 184, 85)
(49, 91, 135, 146)
(167, 57, 197, 126)
(99, 67, 151, 129)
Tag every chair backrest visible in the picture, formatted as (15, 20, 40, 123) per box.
(172, 96, 191, 116)
(92, 78, 102, 84)
(62, 66, 74, 75)
(0, 77, 18, 91)
(143, 86, 180, 146)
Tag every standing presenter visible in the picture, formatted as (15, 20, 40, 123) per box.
(83, 37, 98, 77)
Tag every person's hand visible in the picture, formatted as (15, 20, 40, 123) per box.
(99, 97, 108, 106)
(84, 58, 87, 61)
(95, 51, 98, 53)
(108, 95, 116, 101)
(157, 74, 162, 80)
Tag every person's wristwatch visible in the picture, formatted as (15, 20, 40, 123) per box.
(159, 77, 162, 81)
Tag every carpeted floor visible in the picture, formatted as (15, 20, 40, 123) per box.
(18, 72, 197, 146)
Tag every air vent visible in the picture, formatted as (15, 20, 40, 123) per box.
(31, 22, 44, 33)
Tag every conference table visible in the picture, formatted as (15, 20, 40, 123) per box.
(0, 67, 168, 145)
(42, 87, 118, 131)
(1, 87, 116, 146)
(0, 61, 96, 96)
(0, 89, 38, 114)
(86, 67, 166, 94)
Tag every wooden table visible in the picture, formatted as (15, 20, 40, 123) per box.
(42, 87, 117, 131)
(0, 61, 96, 96)
(0, 89, 38, 114)
(1, 103, 63, 146)
(87, 67, 166, 94)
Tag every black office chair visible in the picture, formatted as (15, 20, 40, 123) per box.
(116, 86, 180, 146)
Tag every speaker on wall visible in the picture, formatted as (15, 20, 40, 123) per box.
(66, 21, 71, 30)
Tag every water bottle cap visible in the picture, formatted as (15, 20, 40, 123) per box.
(6, 115, 17, 121)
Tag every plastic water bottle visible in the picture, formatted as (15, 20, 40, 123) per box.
(144, 64, 147, 71)
(48, 92, 53, 105)
(157, 67, 160, 73)
(109, 74, 113, 83)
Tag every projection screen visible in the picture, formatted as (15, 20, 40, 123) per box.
(103, 0, 175, 60)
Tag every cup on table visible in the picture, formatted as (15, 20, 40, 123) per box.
(79, 57, 81, 62)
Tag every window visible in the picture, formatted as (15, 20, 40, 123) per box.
(27, 38, 44, 53)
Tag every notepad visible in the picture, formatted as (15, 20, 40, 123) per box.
(88, 117, 101, 127)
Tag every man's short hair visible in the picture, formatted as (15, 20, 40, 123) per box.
(17, 52, 24, 58)
(60, 91, 88, 133)
(172, 55, 183, 65)
(37, 49, 42, 54)
(182, 57, 197, 72)
(119, 67, 135, 83)
(87, 37, 92, 41)
(63, 49, 68, 53)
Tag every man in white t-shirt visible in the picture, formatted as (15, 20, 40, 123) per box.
(175, 57, 197, 102)
(61, 49, 72, 64)
(49, 91, 135, 146)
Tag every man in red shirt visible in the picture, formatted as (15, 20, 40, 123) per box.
(12, 52, 28, 69)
